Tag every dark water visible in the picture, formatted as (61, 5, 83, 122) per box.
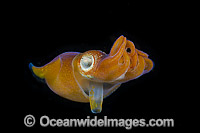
(17, 1, 187, 132)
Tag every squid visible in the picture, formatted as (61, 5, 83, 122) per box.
(29, 35, 154, 113)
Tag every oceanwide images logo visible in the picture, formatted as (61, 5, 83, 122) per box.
(24, 115, 174, 129)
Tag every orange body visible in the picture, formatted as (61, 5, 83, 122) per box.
(31, 52, 89, 102)
(30, 35, 154, 113)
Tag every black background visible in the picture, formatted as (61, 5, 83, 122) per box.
(20, 1, 188, 132)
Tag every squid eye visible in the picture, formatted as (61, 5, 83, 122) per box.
(80, 54, 94, 72)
